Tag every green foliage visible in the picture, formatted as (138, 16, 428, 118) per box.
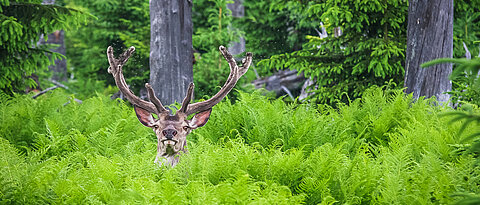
(1, 88, 479, 204)
(193, 0, 237, 53)
(0, 90, 303, 204)
(442, 109, 480, 143)
(192, 0, 256, 100)
(453, 0, 480, 58)
(439, 106, 480, 205)
(422, 58, 480, 203)
(236, 0, 310, 68)
(0, 0, 88, 94)
(246, 0, 476, 106)
(65, 0, 150, 96)
(450, 0, 480, 110)
(257, 0, 407, 105)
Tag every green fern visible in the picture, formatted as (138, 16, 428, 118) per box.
(1, 89, 480, 203)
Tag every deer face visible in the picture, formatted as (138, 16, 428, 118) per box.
(134, 106, 211, 157)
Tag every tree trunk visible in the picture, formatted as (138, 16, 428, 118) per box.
(404, 0, 453, 102)
(45, 30, 67, 81)
(150, 0, 193, 106)
(38, 0, 67, 82)
(227, 0, 245, 56)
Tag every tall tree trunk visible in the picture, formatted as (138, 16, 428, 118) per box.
(150, 0, 193, 106)
(404, 0, 453, 102)
(227, 0, 245, 56)
(37, 0, 67, 82)
(44, 30, 67, 81)
(42, 0, 67, 82)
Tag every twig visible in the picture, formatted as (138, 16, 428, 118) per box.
(281, 85, 295, 101)
(253, 68, 260, 80)
(63, 99, 83, 106)
(50, 79, 69, 89)
(463, 42, 471, 59)
(32, 85, 59, 99)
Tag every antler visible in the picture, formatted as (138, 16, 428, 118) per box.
(107, 46, 168, 116)
(181, 46, 253, 116)
(107, 45, 251, 117)
(178, 82, 195, 113)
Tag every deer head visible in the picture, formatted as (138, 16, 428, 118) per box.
(107, 46, 252, 167)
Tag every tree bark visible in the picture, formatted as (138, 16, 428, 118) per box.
(150, 0, 193, 106)
(44, 30, 67, 81)
(227, 0, 245, 56)
(404, 0, 453, 102)
(38, 0, 67, 82)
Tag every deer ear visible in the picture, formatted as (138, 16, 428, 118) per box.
(188, 109, 212, 129)
(134, 105, 156, 127)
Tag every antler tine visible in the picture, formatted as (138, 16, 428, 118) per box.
(107, 46, 135, 74)
(107, 46, 160, 116)
(184, 46, 252, 116)
(145, 83, 168, 114)
(179, 83, 195, 114)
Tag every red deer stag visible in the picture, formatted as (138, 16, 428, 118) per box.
(107, 46, 252, 167)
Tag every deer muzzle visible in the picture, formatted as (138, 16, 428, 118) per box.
(161, 129, 178, 146)
(162, 129, 177, 138)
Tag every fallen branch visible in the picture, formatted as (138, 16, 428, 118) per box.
(31, 80, 82, 105)
(252, 69, 305, 97)
(50, 79, 69, 89)
(32, 85, 60, 99)
(281, 85, 295, 101)
(63, 98, 83, 106)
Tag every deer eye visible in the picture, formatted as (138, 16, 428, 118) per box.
(153, 125, 159, 129)
(183, 126, 189, 131)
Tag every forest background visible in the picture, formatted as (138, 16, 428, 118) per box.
(1, 0, 480, 204)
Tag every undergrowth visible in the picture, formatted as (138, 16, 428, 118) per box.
(0, 88, 479, 204)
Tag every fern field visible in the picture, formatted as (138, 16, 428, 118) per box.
(0, 88, 479, 204)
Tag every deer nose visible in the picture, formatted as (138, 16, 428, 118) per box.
(162, 129, 177, 140)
